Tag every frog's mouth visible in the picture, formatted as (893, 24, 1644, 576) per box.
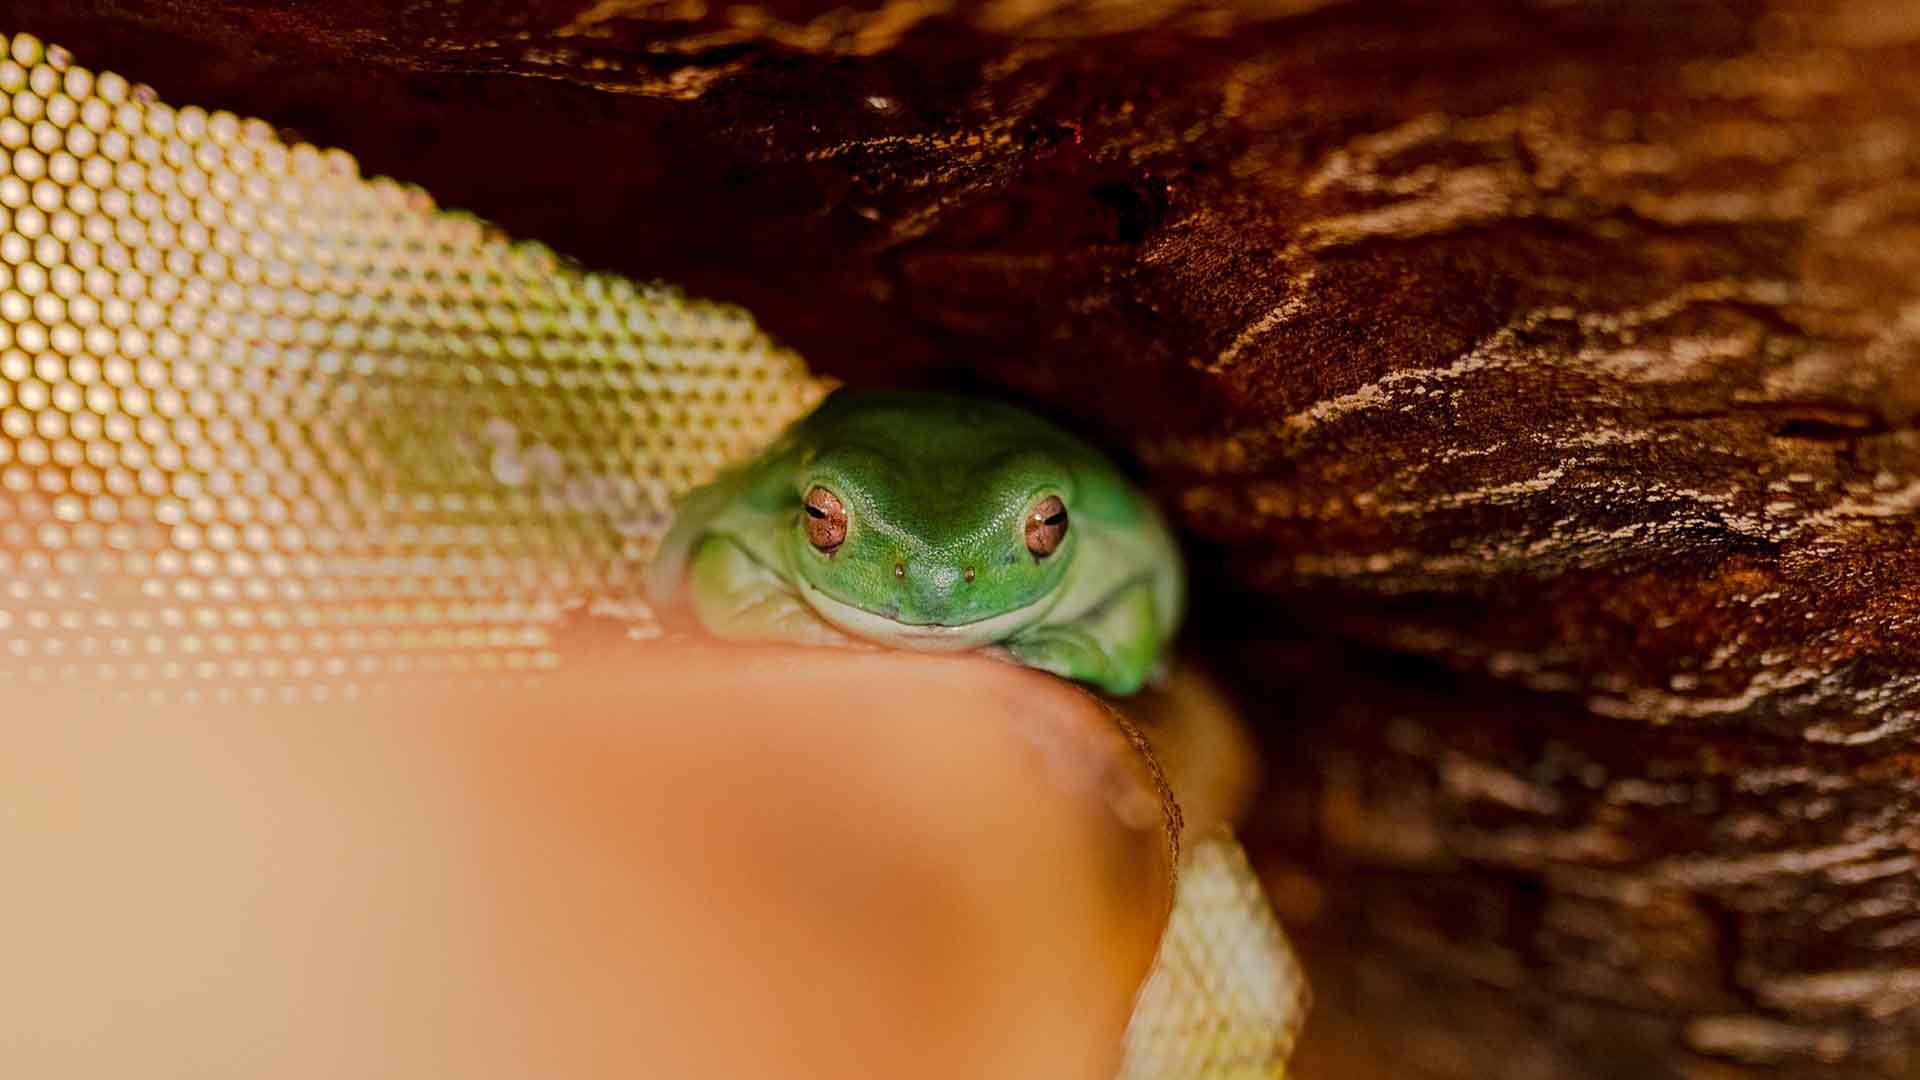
(796, 580, 1051, 652)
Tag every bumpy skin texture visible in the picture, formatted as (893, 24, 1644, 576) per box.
(647, 390, 1184, 695)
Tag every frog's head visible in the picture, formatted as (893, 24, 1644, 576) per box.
(782, 416, 1078, 650)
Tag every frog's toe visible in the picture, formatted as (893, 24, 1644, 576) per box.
(1007, 630, 1108, 685)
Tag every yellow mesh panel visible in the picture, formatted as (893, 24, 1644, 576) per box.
(1122, 829, 1309, 1078)
(0, 32, 826, 700)
(0, 31, 1303, 1075)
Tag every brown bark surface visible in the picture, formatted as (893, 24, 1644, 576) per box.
(11, 0, 1919, 1075)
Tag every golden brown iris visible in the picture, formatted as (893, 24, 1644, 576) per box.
(804, 486, 848, 552)
(1025, 495, 1068, 558)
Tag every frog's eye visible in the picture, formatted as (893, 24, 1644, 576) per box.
(1025, 495, 1068, 558)
(803, 485, 847, 552)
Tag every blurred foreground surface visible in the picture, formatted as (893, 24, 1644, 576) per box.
(2, 646, 1169, 1080)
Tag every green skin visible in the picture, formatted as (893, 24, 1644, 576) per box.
(646, 389, 1184, 695)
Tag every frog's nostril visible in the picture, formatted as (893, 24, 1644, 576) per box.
(893, 561, 906, 581)
(964, 567, 976, 584)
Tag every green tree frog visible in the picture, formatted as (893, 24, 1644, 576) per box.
(646, 389, 1185, 695)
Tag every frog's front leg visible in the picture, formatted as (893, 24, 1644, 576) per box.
(687, 535, 866, 649)
(1004, 578, 1161, 696)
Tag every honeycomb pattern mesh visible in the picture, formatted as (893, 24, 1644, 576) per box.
(0, 31, 1302, 1076)
(1123, 829, 1308, 1079)
(0, 32, 827, 702)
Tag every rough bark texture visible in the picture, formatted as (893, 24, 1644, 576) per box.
(11, 0, 1919, 1075)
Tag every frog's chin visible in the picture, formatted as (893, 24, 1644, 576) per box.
(797, 581, 1048, 652)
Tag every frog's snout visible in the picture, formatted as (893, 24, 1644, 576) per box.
(898, 557, 974, 622)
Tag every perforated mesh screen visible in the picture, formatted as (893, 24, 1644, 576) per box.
(0, 32, 826, 702)
(1123, 829, 1308, 1078)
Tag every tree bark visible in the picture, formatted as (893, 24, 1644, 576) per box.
(12, 0, 1920, 1074)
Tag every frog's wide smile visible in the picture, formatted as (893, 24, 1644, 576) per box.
(796, 579, 1051, 651)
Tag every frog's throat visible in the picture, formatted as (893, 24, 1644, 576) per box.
(795, 578, 1052, 652)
